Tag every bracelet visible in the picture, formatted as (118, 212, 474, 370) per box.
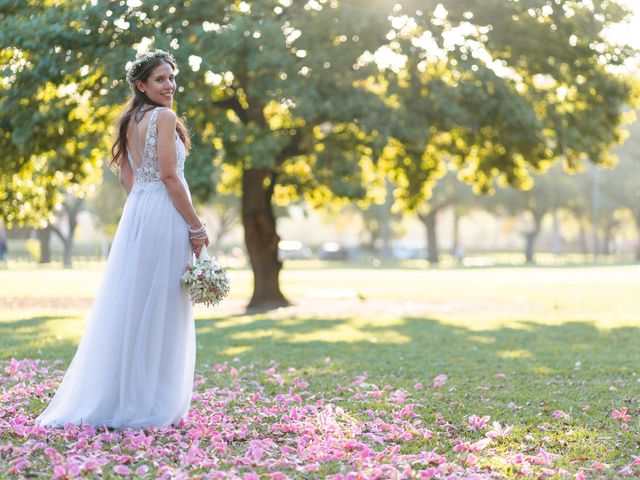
(188, 221, 206, 233)
(189, 232, 208, 241)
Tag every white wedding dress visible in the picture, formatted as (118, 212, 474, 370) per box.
(37, 106, 195, 429)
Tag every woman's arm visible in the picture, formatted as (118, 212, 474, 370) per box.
(156, 108, 209, 254)
(119, 158, 135, 196)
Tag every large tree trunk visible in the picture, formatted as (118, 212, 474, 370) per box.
(51, 226, 75, 269)
(51, 197, 83, 269)
(380, 179, 394, 261)
(523, 212, 542, 264)
(451, 209, 460, 258)
(419, 210, 439, 264)
(242, 168, 289, 309)
(64, 205, 79, 268)
(37, 226, 52, 263)
(363, 219, 380, 252)
(524, 232, 536, 264)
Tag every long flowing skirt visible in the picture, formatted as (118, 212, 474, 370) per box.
(37, 182, 195, 429)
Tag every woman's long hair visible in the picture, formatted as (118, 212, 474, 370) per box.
(110, 51, 191, 168)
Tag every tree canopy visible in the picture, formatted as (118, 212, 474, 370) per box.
(1, 0, 638, 305)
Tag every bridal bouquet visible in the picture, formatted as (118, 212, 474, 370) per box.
(181, 248, 230, 307)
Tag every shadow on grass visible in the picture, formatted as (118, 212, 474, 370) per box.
(189, 315, 640, 419)
(0, 315, 81, 361)
(2, 313, 640, 396)
(193, 315, 640, 381)
(2, 313, 638, 472)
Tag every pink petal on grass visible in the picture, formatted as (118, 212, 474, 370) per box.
(53, 466, 66, 477)
(135, 465, 150, 476)
(432, 374, 447, 388)
(468, 414, 490, 431)
(552, 410, 570, 421)
(612, 407, 632, 422)
(113, 465, 131, 476)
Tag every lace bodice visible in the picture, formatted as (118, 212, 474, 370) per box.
(127, 106, 187, 187)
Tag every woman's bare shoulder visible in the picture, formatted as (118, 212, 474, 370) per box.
(157, 107, 177, 123)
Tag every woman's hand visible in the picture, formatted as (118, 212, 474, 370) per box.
(190, 235, 209, 258)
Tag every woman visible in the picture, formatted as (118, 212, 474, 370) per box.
(36, 50, 208, 429)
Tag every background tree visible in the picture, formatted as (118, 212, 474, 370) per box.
(2, 0, 637, 306)
(417, 170, 477, 264)
(383, 0, 637, 225)
(599, 113, 640, 259)
(1, 1, 119, 267)
(144, 0, 392, 307)
(0, 2, 114, 226)
(488, 165, 583, 263)
(358, 179, 403, 259)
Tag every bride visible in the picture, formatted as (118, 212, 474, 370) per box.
(36, 50, 208, 429)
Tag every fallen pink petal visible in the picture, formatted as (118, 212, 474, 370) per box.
(0, 355, 629, 478)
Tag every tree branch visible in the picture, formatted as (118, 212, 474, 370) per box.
(211, 97, 249, 124)
(49, 224, 66, 245)
(276, 130, 307, 166)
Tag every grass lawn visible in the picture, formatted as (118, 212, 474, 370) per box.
(1, 263, 639, 478)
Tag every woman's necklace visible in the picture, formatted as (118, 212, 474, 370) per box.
(134, 105, 155, 123)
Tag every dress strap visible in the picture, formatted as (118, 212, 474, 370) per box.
(148, 107, 164, 139)
(142, 107, 165, 162)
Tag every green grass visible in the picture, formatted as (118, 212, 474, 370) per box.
(1, 263, 640, 477)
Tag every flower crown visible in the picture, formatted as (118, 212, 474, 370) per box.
(125, 49, 176, 84)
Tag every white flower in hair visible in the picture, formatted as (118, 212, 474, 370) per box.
(125, 49, 176, 83)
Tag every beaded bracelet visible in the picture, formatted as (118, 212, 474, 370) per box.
(189, 231, 208, 241)
(188, 223, 206, 234)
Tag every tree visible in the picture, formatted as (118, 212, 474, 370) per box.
(3, 1, 390, 305)
(2, 0, 637, 307)
(137, 0, 392, 307)
(0, 2, 114, 227)
(599, 113, 640, 259)
(377, 0, 638, 265)
(358, 179, 403, 259)
(52, 194, 85, 268)
(487, 165, 583, 263)
(439, 0, 636, 170)
(416, 170, 476, 264)
(382, 0, 637, 221)
(1, 1, 119, 268)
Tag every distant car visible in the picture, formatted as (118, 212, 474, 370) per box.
(392, 243, 425, 260)
(278, 240, 312, 261)
(318, 242, 349, 261)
